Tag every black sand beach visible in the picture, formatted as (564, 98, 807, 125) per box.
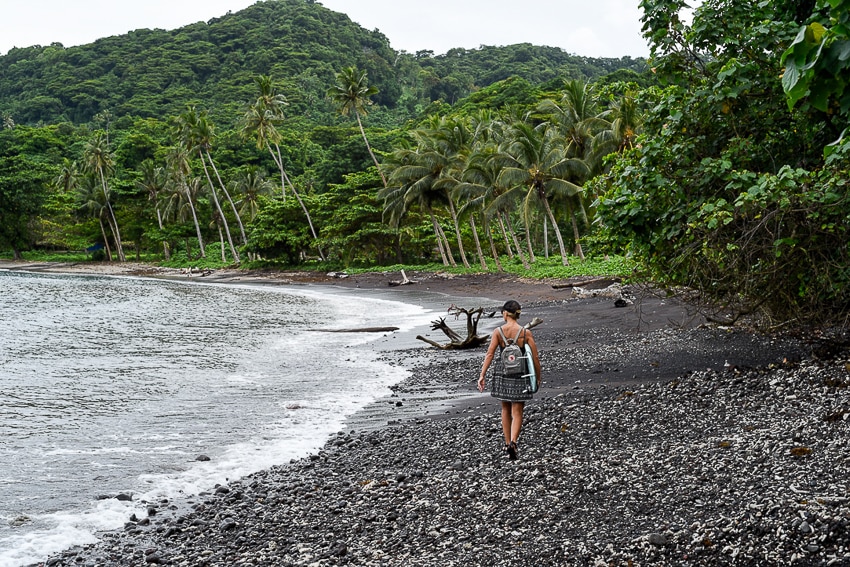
(4, 262, 849, 566)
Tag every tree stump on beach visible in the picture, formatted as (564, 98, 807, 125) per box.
(416, 305, 488, 350)
(416, 305, 544, 350)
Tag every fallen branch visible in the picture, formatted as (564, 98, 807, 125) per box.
(308, 327, 400, 333)
(416, 308, 544, 349)
(552, 277, 620, 289)
(416, 305, 487, 350)
(388, 269, 418, 287)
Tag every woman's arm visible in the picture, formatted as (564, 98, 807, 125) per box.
(477, 329, 500, 392)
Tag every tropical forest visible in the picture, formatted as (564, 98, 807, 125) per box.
(1, 0, 849, 327)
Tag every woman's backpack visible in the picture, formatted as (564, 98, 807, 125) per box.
(497, 327, 527, 376)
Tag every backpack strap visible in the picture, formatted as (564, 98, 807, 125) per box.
(496, 326, 510, 347)
(497, 326, 525, 346)
(513, 327, 525, 345)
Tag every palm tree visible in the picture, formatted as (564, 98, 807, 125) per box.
(82, 132, 125, 261)
(328, 66, 387, 186)
(75, 176, 113, 261)
(427, 116, 475, 269)
(380, 149, 455, 267)
(241, 76, 324, 259)
(164, 147, 206, 258)
(195, 111, 247, 244)
(456, 150, 507, 272)
(593, 92, 643, 162)
(210, 209, 227, 263)
(538, 80, 616, 259)
(137, 160, 171, 260)
(495, 122, 589, 266)
(175, 106, 239, 263)
(233, 167, 273, 221)
(54, 159, 78, 194)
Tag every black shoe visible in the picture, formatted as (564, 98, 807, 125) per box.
(507, 441, 518, 460)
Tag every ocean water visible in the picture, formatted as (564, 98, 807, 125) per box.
(0, 270, 433, 567)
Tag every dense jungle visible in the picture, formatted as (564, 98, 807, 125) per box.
(1, 0, 849, 327)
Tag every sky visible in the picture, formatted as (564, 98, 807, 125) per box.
(0, 0, 650, 59)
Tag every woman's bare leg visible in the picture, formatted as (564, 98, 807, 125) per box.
(510, 402, 524, 443)
(501, 401, 512, 444)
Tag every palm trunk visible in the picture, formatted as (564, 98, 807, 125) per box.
(436, 220, 457, 267)
(155, 207, 171, 261)
(200, 154, 239, 263)
(279, 159, 325, 261)
(485, 217, 504, 272)
(98, 216, 113, 261)
(430, 212, 450, 266)
(498, 213, 515, 259)
(505, 213, 530, 270)
(268, 145, 287, 202)
(524, 221, 536, 264)
(542, 197, 569, 266)
(103, 210, 121, 262)
(469, 214, 488, 271)
(355, 110, 387, 187)
(544, 217, 549, 259)
(446, 197, 470, 269)
(205, 149, 247, 245)
(269, 142, 324, 260)
(98, 169, 125, 261)
(218, 224, 226, 262)
(183, 183, 206, 258)
(569, 208, 586, 261)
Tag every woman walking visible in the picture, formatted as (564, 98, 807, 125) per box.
(477, 300, 541, 460)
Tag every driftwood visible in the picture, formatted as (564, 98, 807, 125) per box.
(388, 269, 417, 287)
(308, 327, 399, 333)
(416, 305, 543, 350)
(552, 276, 620, 289)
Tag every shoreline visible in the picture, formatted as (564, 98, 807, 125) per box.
(5, 261, 850, 566)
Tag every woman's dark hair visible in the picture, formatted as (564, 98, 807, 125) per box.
(502, 300, 521, 317)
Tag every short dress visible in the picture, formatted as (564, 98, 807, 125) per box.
(490, 341, 534, 402)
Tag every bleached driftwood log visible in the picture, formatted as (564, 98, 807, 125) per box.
(388, 269, 417, 287)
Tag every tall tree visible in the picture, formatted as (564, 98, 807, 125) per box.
(137, 160, 171, 260)
(328, 66, 387, 187)
(495, 122, 588, 266)
(164, 147, 206, 258)
(233, 166, 273, 221)
(81, 132, 126, 261)
(74, 176, 113, 261)
(175, 106, 239, 263)
(241, 75, 324, 259)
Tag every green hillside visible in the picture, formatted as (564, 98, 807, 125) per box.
(0, 0, 645, 126)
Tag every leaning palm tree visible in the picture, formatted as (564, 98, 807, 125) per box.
(592, 93, 643, 165)
(175, 107, 239, 263)
(54, 159, 79, 194)
(241, 76, 324, 259)
(455, 149, 507, 272)
(328, 66, 386, 186)
(81, 132, 125, 261)
(75, 176, 113, 261)
(495, 122, 589, 266)
(137, 160, 171, 260)
(164, 147, 206, 258)
(380, 152, 455, 267)
(194, 111, 247, 244)
(233, 167, 273, 221)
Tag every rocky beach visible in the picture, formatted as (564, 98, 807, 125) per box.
(4, 261, 849, 566)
